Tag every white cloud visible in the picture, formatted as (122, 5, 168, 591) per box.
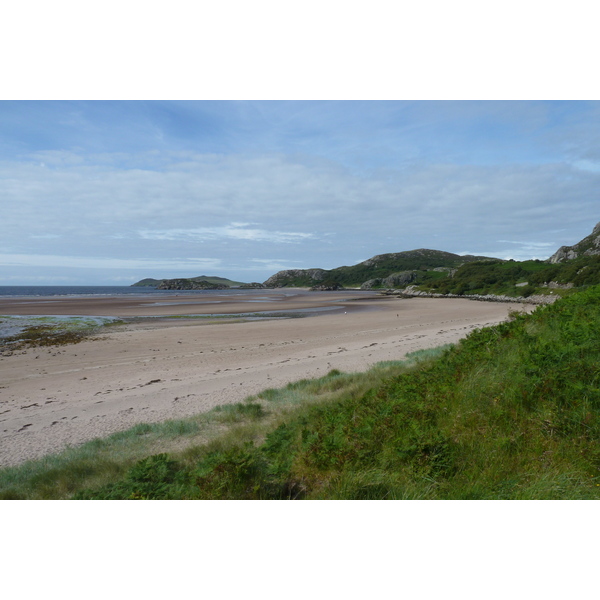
(0, 274, 78, 283)
(249, 258, 305, 271)
(0, 253, 222, 271)
(571, 159, 600, 173)
(497, 240, 555, 250)
(2, 140, 600, 283)
(138, 223, 315, 244)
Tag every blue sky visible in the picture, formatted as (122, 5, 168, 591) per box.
(1, 100, 599, 285)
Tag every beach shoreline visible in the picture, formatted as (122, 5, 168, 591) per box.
(0, 291, 535, 467)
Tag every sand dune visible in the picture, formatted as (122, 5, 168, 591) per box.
(0, 291, 533, 466)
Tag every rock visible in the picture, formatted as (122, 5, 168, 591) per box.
(361, 272, 416, 290)
(548, 221, 600, 263)
(309, 283, 343, 291)
(263, 269, 327, 287)
(398, 285, 557, 305)
(156, 279, 228, 290)
(543, 281, 574, 289)
(239, 282, 266, 289)
(382, 271, 417, 288)
(548, 246, 579, 263)
(361, 279, 382, 290)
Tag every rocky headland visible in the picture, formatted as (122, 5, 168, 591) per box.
(548, 221, 600, 263)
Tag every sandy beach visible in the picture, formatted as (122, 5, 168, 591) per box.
(0, 290, 534, 467)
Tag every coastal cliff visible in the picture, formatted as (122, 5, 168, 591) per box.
(548, 221, 600, 263)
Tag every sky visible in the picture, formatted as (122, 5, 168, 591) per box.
(1, 99, 599, 285)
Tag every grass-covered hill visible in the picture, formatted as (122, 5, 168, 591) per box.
(4, 284, 600, 500)
(263, 249, 495, 288)
(416, 222, 600, 298)
(131, 275, 247, 288)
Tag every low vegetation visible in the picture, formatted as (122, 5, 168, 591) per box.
(3, 285, 600, 499)
(421, 256, 600, 298)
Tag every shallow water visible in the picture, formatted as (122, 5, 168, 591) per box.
(0, 315, 119, 341)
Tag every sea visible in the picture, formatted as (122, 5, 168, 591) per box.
(0, 286, 270, 298)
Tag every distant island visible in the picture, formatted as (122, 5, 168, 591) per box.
(131, 275, 265, 290)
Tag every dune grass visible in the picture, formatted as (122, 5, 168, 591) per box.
(0, 350, 439, 500)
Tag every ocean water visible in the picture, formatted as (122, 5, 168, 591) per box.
(0, 286, 177, 297)
(0, 286, 275, 298)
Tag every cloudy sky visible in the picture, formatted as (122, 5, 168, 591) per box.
(1, 100, 599, 285)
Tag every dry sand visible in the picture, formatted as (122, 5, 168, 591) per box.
(0, 290, 534, 467)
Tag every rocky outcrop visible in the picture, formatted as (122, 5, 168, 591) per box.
(543, 281, 574, 289)
(393, 285, 557, 305)
(383, 271, 417, 288)
(310, 283, 343, 291)
(361, 279, 381, 290)
(361, 271, 417, 290)
(263, 269, 326, 288)
(156, 279, 228, 290)
(548, 247, 579, 263)
(239, 282, 266, 289)
(548, 221, 600, 263)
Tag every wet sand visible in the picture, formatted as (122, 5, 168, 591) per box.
(0, 290, 534, 467)
(0, 289, 368, 317)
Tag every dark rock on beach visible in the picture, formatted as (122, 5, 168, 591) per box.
(156, 279, 228, 290)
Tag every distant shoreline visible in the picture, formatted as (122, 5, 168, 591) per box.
(0, 288, 373, 316)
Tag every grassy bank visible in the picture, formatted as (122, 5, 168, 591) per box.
(0, 351, 439, 499)
(3, 285, 600, 500)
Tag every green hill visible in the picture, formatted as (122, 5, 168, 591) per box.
(131, 275, 247, 288)
(263, 249, 496, 288)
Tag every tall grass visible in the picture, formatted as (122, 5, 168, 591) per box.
(0, 350, 440, 499)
